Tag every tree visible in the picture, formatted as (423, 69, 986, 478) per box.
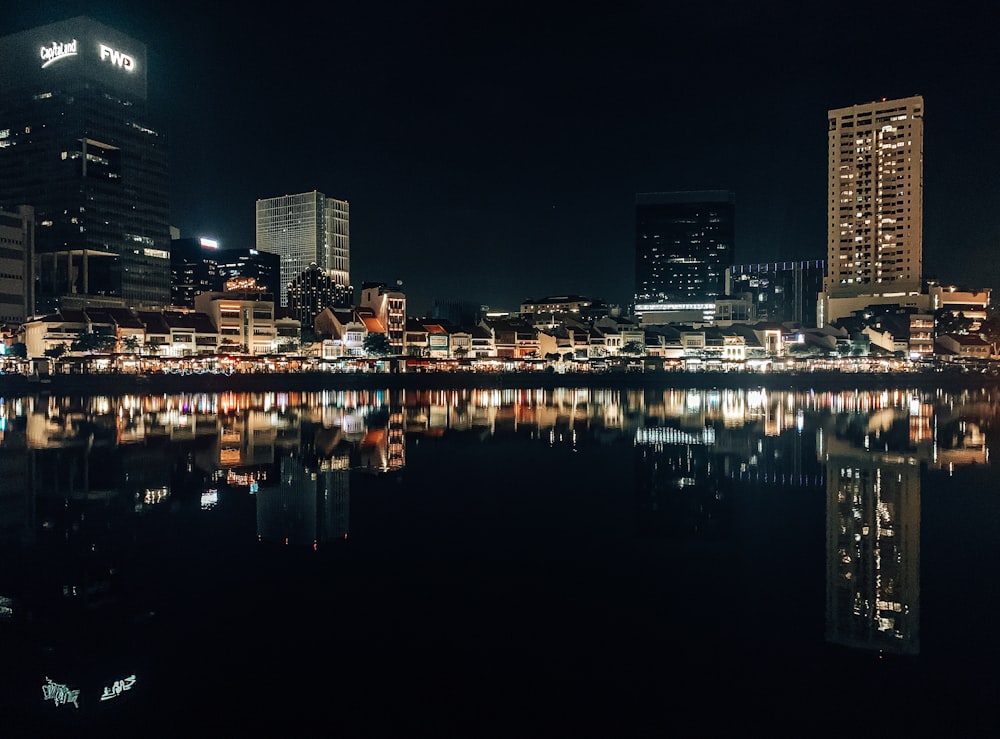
(936, 309, 973, 337)
(621, 340, 645, 356)
(70, 333, 116, 353)
(7, 342, 27, 359)
(121, 335, 142, 354)
(363, 333, 392, 357)
(144, 337, 163, 355)
(44, 343, 67, 359)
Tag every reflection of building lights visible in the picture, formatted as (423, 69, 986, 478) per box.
(200, 490, 219, 509)
(142, 488, 169, 505)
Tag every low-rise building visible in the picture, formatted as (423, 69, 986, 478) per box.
(936, 333, 990, 360)
(195, 291, 278, 355)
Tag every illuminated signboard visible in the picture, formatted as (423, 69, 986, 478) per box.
(99, 43, 135, 70)
(38, 39, 136, 73)
(39, 39, 77, 68)
(42, 677, 80, 708)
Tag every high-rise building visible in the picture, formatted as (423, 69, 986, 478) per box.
(255, 191, 350, 307)
(634, 191, 735, 325)
(0, 17, 171, 314)
(170, 237, 219, 308)
(824, 96, 924, 301)
(0, 205, 34, 327)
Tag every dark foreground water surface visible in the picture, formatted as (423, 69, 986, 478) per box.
(1, 384, 999, 736)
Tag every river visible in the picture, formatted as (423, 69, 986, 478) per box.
(1, 383, 998, 735)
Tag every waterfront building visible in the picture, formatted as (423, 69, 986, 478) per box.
(726, 261, 825, 327)
(0, 205, 34, 328)
(19, 305, 145, 357)
(194, 290, 279, 356)
(821, 96, 924, 325)
(0, 17, 171, 314)
(359, 282, 406, 352)
(136, 310, 218, 357)
(483, 317, 539, 359)
(634, 190, 735, 325)
(255, 191, 350, 308)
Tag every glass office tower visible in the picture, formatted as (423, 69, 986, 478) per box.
(634, 190, 735, 324)
(255, 191, 350, 308)
(0, 17, 171, 314)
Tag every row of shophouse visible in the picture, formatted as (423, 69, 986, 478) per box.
(11, 286, 995, 363)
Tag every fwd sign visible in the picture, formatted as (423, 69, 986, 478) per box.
(99, 43, 135, 70)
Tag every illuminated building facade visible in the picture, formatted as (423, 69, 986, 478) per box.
(726, 261, 825, 327)
(0, 205, 34, 327)
(823, 96, 924, 319)
(214, 248, 280, 299)
(170, 237, 219, 308)
(634, 191, 735, 325)
(0, 17, 171, 314)
(255, 191, 350, 307)
(287, 262, 353, 330)
(359, 281, 406, 351)
(194, 290, 277, 355)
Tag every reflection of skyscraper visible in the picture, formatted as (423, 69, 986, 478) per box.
(634, 435, 728, 538)
(256, 456, 348, 547)
(0, 449, 31, 546)
(824, 459, 920, 655)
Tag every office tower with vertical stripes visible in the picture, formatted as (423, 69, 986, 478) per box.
(255, 191, 350, 308)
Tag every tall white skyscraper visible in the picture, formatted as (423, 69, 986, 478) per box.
(255, 191, 350, 307)
(825, 95, 924, 299)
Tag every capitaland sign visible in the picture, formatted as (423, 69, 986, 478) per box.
(39, 39, 78, 68)
(99, 43, 135, 70)
(38, 38, 136, 73)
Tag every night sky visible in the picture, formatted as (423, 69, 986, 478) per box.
(4, 1, 998, 315)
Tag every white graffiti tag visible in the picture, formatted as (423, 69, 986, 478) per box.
(41, 676, 80, 708)
(100, 674, 137, 701)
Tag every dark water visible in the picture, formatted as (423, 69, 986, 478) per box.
(1, 386, 999, 736)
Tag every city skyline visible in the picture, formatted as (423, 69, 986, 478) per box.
(2, 1, 998, 316)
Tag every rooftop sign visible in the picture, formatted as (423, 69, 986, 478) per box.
(39, 39, 77, 68)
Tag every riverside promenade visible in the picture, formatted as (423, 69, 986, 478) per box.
(1, 365, 996, 397)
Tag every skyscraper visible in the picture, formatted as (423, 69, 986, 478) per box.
(634, 190, 735, 324)
(170, 237, 219, 308)
(255, 191, 350, 307)
(0, 17, 171, 314)
(825, 96, 924, 299)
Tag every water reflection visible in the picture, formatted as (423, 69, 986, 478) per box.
(0, 385, 997, 724)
